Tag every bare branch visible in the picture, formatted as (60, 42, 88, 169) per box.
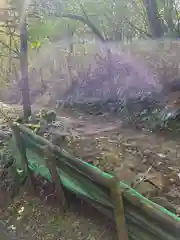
(7, 26, 20, 55)
(60, 13, 105, 42)
(0, 29, 20, 37)
(0, 54, 19, 58)
(130, 0, 147, 24)
(0, 38, 19, 56)
(125, 17, 152, 38)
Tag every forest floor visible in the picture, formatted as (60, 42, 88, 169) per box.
(0, 102, 180, 239)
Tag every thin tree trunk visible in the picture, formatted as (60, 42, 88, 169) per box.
(65, 30, 74, 88)
(143, 0, 164, 38)
(20, 16, 31, 119)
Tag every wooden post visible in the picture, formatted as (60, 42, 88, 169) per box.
(43, 147, 67, 209)
(110, 176, 129, 240)
(12, 126, 35, 192)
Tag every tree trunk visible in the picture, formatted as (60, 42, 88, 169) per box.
(20, 16, 31, 119)
(143, 0, 164, 38)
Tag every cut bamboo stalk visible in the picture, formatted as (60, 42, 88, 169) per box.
(42, 146, 67, 209)
(12, 125, 35, 192)
(111, 176, 129, 240)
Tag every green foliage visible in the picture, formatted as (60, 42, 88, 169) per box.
(40, 109, 56, 124)
(28, 18, 61, 42)
(6, 0, 180, 50)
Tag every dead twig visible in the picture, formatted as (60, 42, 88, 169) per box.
(132, 166, 153, 189)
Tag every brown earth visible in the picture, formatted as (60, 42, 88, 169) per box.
(1, 103, 180, 239)
(55, 107, 180, 211)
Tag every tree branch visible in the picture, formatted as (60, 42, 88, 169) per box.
(125, 17, 152, 38)
(0, 38, 19, 56)
(60, 13, 105, 42)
